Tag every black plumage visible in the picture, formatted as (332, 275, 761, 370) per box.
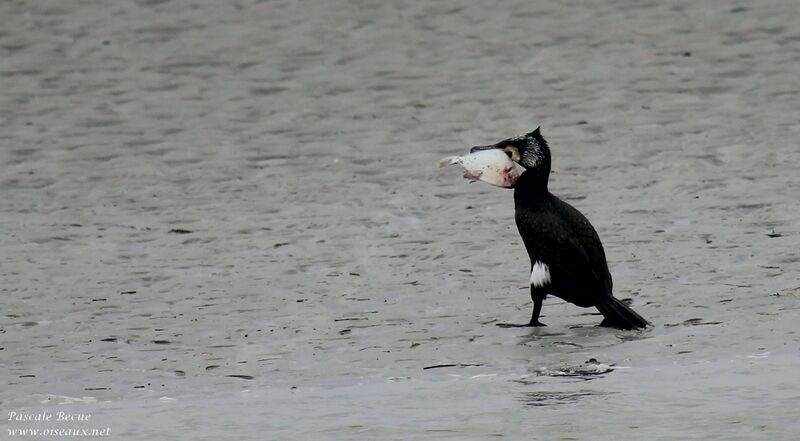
(470, 128, 648, 329)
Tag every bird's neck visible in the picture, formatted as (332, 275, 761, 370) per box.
(514, 169, 550, 205)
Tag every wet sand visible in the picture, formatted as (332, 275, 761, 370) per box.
(2, 0, 800, 439)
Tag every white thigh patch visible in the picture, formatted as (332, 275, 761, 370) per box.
(530, 261, 551, 287)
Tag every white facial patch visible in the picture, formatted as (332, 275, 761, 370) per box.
(530, 261, 551, 287)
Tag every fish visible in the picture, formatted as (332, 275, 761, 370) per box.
(439, 148, 524, 189)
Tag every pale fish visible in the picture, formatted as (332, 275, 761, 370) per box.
(439, 149, 524, 188)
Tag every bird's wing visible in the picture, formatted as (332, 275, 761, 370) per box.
(516, 200, 611, 295)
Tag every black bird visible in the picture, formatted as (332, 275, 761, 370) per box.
(470, 128, 649, 330)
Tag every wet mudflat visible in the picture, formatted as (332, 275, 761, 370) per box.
(2, 0, 799, 439)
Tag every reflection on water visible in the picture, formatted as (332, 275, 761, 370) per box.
(519, 390, 605, 407)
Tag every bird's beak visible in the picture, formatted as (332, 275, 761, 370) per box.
(470, 143, 501, 153)
(471, 142, 521, 164)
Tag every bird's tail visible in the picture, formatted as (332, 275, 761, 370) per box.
(596, 297, 649, 330)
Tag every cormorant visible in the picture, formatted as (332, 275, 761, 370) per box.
(470, 128, 649, 330)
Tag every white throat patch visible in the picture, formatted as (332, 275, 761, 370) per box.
(530, 261, 551, 287)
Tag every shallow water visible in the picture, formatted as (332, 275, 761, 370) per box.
(2, 0, 800, 439)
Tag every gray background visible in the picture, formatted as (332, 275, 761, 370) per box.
(2, 0, 799, 439)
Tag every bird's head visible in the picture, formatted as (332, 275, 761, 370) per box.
(470, 127, 551, 175)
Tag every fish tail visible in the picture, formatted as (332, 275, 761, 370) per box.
(438, 156, 459, 168)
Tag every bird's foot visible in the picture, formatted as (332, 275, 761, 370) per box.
(496, 321, 546, 328)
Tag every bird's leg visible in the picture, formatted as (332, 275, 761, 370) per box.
(497, 287, 547, 328)
(528, 288, 546, 326)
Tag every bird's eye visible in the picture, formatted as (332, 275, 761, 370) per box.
(503, 146, 520, 161)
